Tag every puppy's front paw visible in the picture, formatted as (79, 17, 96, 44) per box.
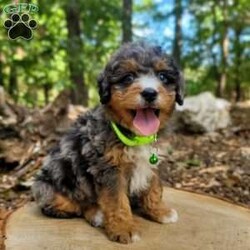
(160, 209, 178, 224)
(107, 226, 141, 244)
(146, 207, 178, 224)
(90, 210, 104, 227)
(84, 206, 104, 228)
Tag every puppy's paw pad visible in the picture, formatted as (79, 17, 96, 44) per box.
(161, 209, 178, 224)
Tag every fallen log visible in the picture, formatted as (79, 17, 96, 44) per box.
(4, 188, 250, 250)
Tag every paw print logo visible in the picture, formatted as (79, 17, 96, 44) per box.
(4, 13, 37, 40)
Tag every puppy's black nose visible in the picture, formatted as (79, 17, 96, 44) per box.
(141, 88, 158, 102)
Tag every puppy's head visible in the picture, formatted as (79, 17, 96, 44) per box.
(98, 42, 184, 136)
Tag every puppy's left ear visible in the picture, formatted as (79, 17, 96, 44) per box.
(97, 72, 111, 104)
(176, 72, 185, 105)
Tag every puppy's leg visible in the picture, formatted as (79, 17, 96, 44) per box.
(98, 189, 140, 244)
(42, 193, 82, 218)
(32, 181, 81, 218)
(140, 175, 178, 224)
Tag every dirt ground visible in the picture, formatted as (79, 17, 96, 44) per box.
(0, 101, 249, 241)
(160, 104, 250, 207)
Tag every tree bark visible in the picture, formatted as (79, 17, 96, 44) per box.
(234, 27, 243, 102)
(43, 84, 51, 105)
(122, 0, 132, 43)
(233, 0, 243, 102)
(65, 0, 87, 105)
(216, 0, 229, 97)
(0, 56, 3, 87)
(210, 1, 220, 90)
(8, 64, 18, 102)
(172, 0, 183, 67)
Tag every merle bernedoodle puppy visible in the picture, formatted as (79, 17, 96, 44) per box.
(32, 42, 184, 244)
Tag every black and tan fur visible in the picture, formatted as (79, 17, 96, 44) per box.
(32, 42, 184, 244)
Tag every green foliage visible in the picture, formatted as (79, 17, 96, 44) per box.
(185, 0, 250, 98)
(0, 0, 249, 107)
(0, 0, 121, 107)
(79, 0, 122, 106)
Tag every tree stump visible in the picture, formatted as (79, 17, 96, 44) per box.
(4, 188, 250, 250)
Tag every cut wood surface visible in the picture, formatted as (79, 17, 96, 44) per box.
(5, 188, 250, 250)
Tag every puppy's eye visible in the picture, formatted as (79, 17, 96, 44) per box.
(158, 72, 168, 84)
(121, 74, 134, 84)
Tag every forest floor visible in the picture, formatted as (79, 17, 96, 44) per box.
(0, 92, 249, 247)
(160, 102, 250, 208)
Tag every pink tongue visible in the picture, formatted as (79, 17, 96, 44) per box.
(133, 109, 160, 136)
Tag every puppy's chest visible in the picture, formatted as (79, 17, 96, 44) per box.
(125, 145, 162, 195)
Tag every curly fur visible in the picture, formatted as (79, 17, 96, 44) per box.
(33, 42, 184, 244)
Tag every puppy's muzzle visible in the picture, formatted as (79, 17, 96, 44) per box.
(141, 88, 158, 103)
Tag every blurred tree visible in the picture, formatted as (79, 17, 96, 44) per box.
(8, 63, 18, 102)
(65, 0, 87, 105)
(172, 0, 183, 67)
(210, 0, 220, 88)
(79, 0, 121, 106)
(0, 0, 121, 106)
(231, 0, 249, 101)
(0, 57, 3, 87)
(187, 0, 250, 100)
(0, 0, 249, 106)
(233, 24, 243, 102)
(217, 0, 229, 97)
(122, 0, 133, 43)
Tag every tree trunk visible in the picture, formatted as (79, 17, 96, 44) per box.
(233, 0, 243, 102)
(65, 0, 87, 105)
(217, 0, 229, 97)
(0, 56, 3, 87)
(122, 0, 132, 43)
(43, 84, 51, 105)
(8, 64, 18, 102)
(234, 27, 243, 102)
(172, 0, 183, 67)
(211, 1, 220, 90)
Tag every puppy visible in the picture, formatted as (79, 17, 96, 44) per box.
(32, 42, 184, 244)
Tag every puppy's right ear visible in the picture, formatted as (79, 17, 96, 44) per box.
(176, 72, 185, 106)
(97, 72, 111, 104)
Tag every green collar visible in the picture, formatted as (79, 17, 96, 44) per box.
(111, 122, 157, 147)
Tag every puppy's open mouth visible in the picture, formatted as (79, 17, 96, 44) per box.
(129, 108, 160, 136)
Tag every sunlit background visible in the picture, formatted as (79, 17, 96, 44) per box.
(0, 0, 249, 107)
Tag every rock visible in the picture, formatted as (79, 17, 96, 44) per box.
(174, 92, 231, 133)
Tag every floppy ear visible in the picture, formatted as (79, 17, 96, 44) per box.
(176, 72, 185, 105)
(97, 72, 111, 104)
(162, 53, 185, 106)
(152, 45, 162, 56)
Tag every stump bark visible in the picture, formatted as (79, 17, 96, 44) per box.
(4, 188, 250, 250)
